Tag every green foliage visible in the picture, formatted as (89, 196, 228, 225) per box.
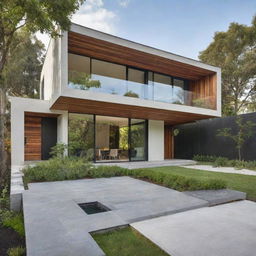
(68, 114, 94, 160)
(217, 116, 256, 160)
(0, 210, 25, 237)
(23, 157, 93, 185)
(23, 157, 226, 191)
(50, 143, 68, 158)
(68, 70, 101, 90)
(193, 155, 218, 162)
(0, 185, 9, 209)
(192, 98, 212, 109)
(3, 29, 44, 98)
(124, 90, 139, 98)
(7, 246, 25, 256)
(93, 227, 169, 256)
(199, 16, 256, 115)
(212, 157, 229, 167)
(194, 154, 256, 170)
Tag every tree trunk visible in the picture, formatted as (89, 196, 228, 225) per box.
(238, 147, 241, 161)
(0, 87, 7, 188)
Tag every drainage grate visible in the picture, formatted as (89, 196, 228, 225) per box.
(78, 202, 111, 215)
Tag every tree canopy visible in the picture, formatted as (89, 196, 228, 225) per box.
(3, 29, 44, 98)
(0, 0, 85, 188)
(199, 16, 256, 116)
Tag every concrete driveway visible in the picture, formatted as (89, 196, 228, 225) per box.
(132, 200, 256, 256)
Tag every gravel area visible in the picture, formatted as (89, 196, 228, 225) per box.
(182, 164, 256, 176)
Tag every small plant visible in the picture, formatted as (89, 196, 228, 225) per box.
(124, 90, 139, 98)
(217, 116, 256, 161)
(193, 155, 217, 162)
(50, 143, 68, 158)
(2, 212, 25, 237)
(212, 157, 229, 167)
(7, 246, 25, 256)
(0, 185, 9, 209)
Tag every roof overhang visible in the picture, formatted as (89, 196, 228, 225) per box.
(51, 96, 214, 125)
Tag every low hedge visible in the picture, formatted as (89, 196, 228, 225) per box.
(193, 154, 256, 170)
(23, 157, 227, 191)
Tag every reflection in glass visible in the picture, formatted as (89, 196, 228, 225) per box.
(68, 54, 101, 90)
(95, 116, 129, 162)
(130, 119, 147, 161)
(153, 73, 172, 103)
(68, 113, 94, 160)
(67, 53, 214, 110)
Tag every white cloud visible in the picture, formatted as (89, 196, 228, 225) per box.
(118, 0, 130, 8)
(72, 0, 117, 34)
(35, 0, 117, 49)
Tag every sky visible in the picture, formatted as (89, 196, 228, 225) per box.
(37, 0, 256, 60)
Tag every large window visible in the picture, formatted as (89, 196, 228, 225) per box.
(68, 113, 94, 161)
(68, 53, 210, 108)
(130, 119, 147, 161)
(68, 113, 147, 162)
(95, 116, 129, 162)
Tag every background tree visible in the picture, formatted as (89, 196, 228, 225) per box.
(0, 0, 85, 188)
(3, 30, 44, 98)
(217, 116, 256, 160)
(199, 16, 256, 116)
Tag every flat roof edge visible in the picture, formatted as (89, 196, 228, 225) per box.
(69, 23, 221, 72)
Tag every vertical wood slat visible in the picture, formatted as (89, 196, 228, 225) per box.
(24, 116, 42, 161)
(189, 73, 217, 109)
(164, 125, 173, 159)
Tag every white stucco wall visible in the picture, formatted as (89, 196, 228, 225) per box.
(148, 120, 164, 161)
(10, 97, 67, 166)
(40, 35, 64, 101)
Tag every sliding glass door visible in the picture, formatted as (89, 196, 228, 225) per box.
(68, 113, 147, 162)
(130, 119, 147, 161)
(95, 116, 129, 162)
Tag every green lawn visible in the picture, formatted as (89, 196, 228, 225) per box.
(141, 166, 256, 201)
(93, 227, 169, 256)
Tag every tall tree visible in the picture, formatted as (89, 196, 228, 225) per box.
(199, 16, 256, 116)
(3, 30, 44, 98)
(0, 0, 85, 188)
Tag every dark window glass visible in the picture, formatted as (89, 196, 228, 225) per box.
(68, 113, 94, 160)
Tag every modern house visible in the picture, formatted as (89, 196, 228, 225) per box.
(10, 23, 221, 167)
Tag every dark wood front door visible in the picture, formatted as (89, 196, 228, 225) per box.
(164, 125, 173, 159)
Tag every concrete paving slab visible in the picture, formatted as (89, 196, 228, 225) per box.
(23, 177, 208, 256)
(132, 200, 256, 256)
(183, 189, 246, 206)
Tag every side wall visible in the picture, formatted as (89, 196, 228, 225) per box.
(10, 97, 68, 211)
(148, 120, 164, 161)
(174, 112, 256, 161)
(10, 97, 68, 166)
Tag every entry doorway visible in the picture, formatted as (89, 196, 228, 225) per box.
(164, 125, 173, 159)
(24, 113, 58, 161)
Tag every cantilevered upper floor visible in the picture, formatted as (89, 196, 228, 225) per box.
(40, 23, 221, 125)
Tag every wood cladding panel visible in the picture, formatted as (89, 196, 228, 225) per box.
(164, 125, 173, 159)
(189, 74, 217, 110)
(68, 32, 215, 81)
(51, 96, 213, 125)
(24, 116, 42, 161)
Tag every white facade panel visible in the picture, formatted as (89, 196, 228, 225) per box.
(148, 120, 164, 161)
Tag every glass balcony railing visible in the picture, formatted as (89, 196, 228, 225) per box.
(68, 71, 215, 110)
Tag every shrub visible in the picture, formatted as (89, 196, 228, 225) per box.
(23, 158, 227, 192)
(23, 157, 93, 186)
(0, 186, 9, 209)
(212, 157, 229, 167)
(1, 211, 25, 237)
(193, 155, 217, 162)
(7, 246, 25, 256)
